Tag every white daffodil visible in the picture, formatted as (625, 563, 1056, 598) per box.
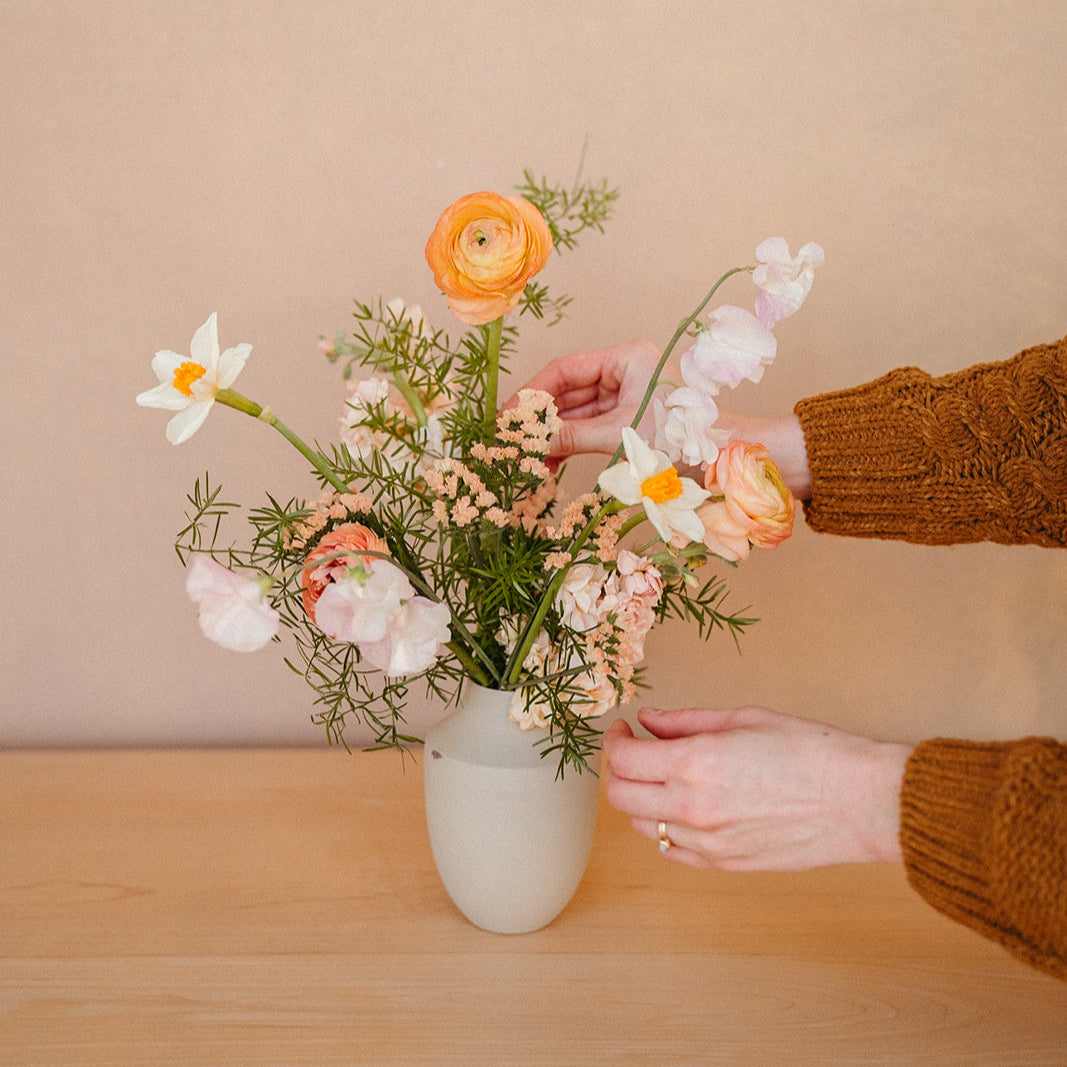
(598, 428, 710, 546)
(136, 313, 251, 444)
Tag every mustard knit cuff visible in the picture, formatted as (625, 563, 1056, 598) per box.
(900, 737, 1066, 978)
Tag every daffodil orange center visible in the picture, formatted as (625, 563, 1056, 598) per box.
(640, 467, 683, 504)
(173, 361, 207, 397)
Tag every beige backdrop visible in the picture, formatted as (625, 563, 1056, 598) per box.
(2, 0, 1064, 749)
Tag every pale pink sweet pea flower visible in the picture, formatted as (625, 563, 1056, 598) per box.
(137, 313, 252, 444)
(598, 428, 710, 547)
(752, 238, 825, 329)
(697, 441, 796, 562)
(185, 556, 279, 653)
(313, 561, 413, 645)
(653, 385, 730, 468)
(359, 596, 452, 676)
(679, 305, 777, 391)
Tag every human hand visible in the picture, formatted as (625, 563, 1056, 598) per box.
(506, 340, 664, 460)
(508, 340, 813, 496)
(603, 706, 911, 871)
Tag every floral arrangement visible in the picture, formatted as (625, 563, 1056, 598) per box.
(137, 170, 820, 774)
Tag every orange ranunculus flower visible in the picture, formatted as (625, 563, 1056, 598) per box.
(697, 441, 795, 562)
(300, 523, 390, 622)
(424, 191, 553, 325)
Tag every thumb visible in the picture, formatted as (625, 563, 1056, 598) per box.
(550, 416, 622, 459)
(637, 706, 774, 739)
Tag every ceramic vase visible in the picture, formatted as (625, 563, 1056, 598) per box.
(422, 681, 600, 934)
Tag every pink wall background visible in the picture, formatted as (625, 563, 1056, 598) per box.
(2, 1, 1064, 749)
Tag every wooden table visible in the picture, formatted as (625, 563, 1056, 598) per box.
(1, 749, 1063, 1065)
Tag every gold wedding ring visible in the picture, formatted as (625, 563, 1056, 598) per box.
(657, 820, 672, 853)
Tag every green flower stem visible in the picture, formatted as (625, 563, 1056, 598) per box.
(482, 316, 504, 440)
(448, 638, 490, 686)
(606, 265, 753, 468)
(617, 511, 648, 540)
(391, 372, 427, 427)
(214, 388, 351, 495)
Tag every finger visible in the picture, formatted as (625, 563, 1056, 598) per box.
(637, 706, 774, 739)
(602, 717, 634, 744)
(519, 349, 616, 398)
(503, 383, 602, 417)
(630, 817, 714, 869)
(549, 416, 625, 458)
(603, 727, 677, 783)
(605, 774, 670, 820)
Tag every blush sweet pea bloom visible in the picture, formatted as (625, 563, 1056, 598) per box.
(752, 237, 825, 329)
(359, 596, 452, 676)
(315, 560, 451, 677)
(598, 428, 710, 546)
(301, 523, 390, 622)
(136, 313, 251, 444)
(424, 191, 553, 325)
(653, 385, 730, 468)
(313, 559, 413, 645)
(185, 555, 279, 652)
(680, 305, 777, 391)
(697, 441, 796, 562)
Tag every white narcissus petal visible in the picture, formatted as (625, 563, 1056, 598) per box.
(137, 379, 189, 411)
(599, 427, 710, 547)
(620, 427, 663, 483)
(166, 400, 213, 445)
(216, 343, 253, 390)
(189, 312, 221, 370)
(597, 462, 641, 505)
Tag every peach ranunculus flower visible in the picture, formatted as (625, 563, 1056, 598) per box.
(301, 522, 390, 622)
(424, 191, 552, 325)
(697, 441, 795, 562)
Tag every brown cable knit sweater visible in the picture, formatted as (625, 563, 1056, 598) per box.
(794, 336, 1066, 979)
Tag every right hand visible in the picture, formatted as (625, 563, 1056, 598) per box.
(509, 340, 664, 460)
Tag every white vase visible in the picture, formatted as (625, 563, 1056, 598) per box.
(422, 681, 601, 934)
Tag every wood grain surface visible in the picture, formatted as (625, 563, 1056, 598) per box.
(1, 749, 1063, 1065)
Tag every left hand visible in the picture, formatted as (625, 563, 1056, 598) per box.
(602, 706, 912, 871)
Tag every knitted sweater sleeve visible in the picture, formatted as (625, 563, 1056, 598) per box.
(900, 737, 1066, 979)
(794, 338, 1067, 977)
(793, 336, 1067, 546)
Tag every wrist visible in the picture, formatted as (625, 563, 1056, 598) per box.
(863, 740, 913, 863)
